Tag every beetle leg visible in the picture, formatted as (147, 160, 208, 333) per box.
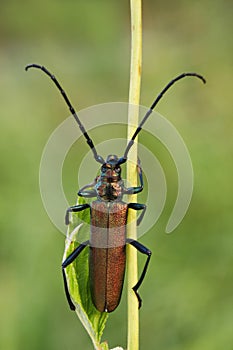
(126, 239, 152, 309)
(65, 203, 90, 225)
(128, 202, 146, 226)
(78, 189, 97, 198)
(78, 180, 97, 198)
(62, 240, 89, 311)
(123, 158, 144, 195)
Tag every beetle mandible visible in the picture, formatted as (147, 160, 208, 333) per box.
(26, 63, 205, 312)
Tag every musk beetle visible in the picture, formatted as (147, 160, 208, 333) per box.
(26, 63, 205, 312)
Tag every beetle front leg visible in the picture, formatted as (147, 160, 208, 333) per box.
(62, 240, 89, 311)
(65, 203, 90, 225)
(126, 238, 152, 309)
(78, 180, 97, 198)
(124, 158, 144, 195)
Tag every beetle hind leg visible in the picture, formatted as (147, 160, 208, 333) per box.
(126, 238, 152, 309)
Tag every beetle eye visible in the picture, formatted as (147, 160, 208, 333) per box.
(101, 165, 107, 172)
(115, 167, 121, 173)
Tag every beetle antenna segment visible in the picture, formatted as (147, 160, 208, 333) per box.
(25, 64, 105, 164)
(122, 72, 206, 161)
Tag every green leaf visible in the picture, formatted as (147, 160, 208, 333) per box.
(63, 197, 109, 350)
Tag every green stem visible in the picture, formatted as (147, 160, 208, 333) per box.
(127, 1, 142, 350)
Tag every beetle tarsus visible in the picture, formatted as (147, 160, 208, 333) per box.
(62, 268, 76, 311)
(132, 286, 142, 309)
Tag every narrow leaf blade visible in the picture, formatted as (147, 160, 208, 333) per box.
(63, 197, 109, 349)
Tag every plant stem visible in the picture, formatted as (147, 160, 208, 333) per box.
(127, 1, 142, 350)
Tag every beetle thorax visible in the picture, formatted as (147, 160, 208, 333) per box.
(95, 155, 124, 201)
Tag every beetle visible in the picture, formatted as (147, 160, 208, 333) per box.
(26, 63, 205, 312)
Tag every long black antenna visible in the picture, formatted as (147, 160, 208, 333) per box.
(25, 64, 104, 164)
(118, 72, 206, 164)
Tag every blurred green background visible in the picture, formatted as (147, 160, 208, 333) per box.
(0, 1, 232, 349)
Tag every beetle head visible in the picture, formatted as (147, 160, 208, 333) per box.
(100, 155, 122, 181)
